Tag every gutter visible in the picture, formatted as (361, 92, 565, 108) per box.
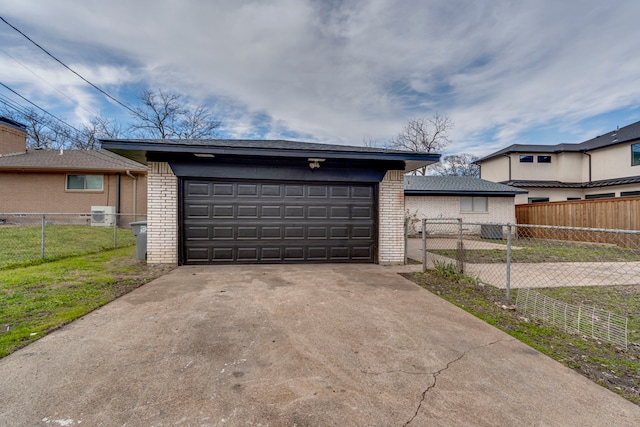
(125, 170, 137, 217)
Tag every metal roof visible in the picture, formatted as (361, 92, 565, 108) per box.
(100, 138, 440, 172)
(0, 149, 147, 172)
(404, 175, 527, 196)
(477, 119, 640, 162)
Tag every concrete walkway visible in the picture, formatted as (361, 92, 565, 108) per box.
(408, 238, 640, 288)
(1, 264, 639, 426)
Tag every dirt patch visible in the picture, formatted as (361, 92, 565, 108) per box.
(403, 271, 640, 406)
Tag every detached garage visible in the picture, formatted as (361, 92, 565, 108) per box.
(102, 139, 438, 265)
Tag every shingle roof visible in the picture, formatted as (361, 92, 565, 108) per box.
(503, 175, 640, 189)
(100, 138, 440, 172)
(404, 175, 527, 196)
(0, 149, 147, 172)
(101, 138, 414, 154)
(477, 119, 640, 162)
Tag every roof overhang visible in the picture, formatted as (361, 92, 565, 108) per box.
(100, 139, 440, 173)
(405, 189, 526, 197)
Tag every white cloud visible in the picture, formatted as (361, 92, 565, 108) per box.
(1, 0, 640, 153)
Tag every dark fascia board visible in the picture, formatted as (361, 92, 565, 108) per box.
(100, 139, 440, 172)
(405, 190, 525, 197)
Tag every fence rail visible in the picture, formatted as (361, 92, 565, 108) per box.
(516, 288, 628, 349)
(410, 219, 638, 349)
(0, 213, 146, 269)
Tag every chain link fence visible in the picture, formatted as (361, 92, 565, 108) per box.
(516, 288, 628, 349)
(0, 213, 146, 269)
(408, 219, 640, 349)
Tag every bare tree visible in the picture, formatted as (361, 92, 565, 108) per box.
(75, 115, 123, 150)
(390, 113, 453, 175)
(429, 153, 480, 177)
(130, 89, 221, 139)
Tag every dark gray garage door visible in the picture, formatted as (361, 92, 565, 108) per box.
(181, 179, 376, 263)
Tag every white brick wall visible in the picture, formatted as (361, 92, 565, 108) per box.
(378, 170, 405, 264)
(147, 162, 178, 264)
(405, 195, 517, 234)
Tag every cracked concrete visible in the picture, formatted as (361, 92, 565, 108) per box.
(1, 264, 640, 426)
(403, 339, 512, 426)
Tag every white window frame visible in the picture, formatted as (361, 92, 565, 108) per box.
(460, 196, 488, 212)
(66, 174, 104, 191)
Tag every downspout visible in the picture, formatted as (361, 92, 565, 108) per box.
(125, 170, 137, 217)
(583, 152, 592, 183)
(115, 173, 121, 224)
(504, 154, 512, 182)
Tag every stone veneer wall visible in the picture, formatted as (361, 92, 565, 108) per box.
(147, 162, 178, 264)
(378, 170, 405, 264)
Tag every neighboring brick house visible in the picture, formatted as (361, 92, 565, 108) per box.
(0, 118, 147, 220)
(404, 176, 526, 234)
(102, 138, 438, 265)
(477, 119, 640, 204)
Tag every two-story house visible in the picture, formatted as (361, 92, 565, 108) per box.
(476, 120, 640, 204)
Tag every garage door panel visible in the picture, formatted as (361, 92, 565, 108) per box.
(186, 182, 210, 196)
(285, 185, 304, 197)
(352, 186, 373, 198)
(212, 205, 234, 218)
(237, 247, 258, 261)
(261, 205, 282, 218)
(212, 183, 234, 196)
(181, 180, 375, 264)
(285, 206, 304, 218)
(186, 204, 210, 218)
(284, 227, 304, 239)
(237, 226, 258, 239)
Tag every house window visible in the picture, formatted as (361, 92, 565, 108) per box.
(621, 190, 640, 197)
(585, 193, 614, 200)
(567, 197, 581, 201)
(460, 196, 488, 212)
(632, 143, 640, 166)
(519, 155, 534, 163)
(66, 174, 103, 191)
(528, 197, 549, 204)
(537, 155, 551, 163)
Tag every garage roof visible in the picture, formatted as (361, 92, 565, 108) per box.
(100, 138, 440, 172)
(404, 176, 527, 196)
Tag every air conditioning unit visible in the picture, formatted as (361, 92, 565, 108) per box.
(91, 206, 116, 227)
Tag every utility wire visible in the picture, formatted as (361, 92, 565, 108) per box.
(0, 15, 140, 118)
(0, 46, 99, 118)
(0, 81, 82, 134)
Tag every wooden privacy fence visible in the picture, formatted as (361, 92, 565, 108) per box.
(516, 196, 640, 246)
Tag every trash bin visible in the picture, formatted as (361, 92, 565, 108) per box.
(130, 221, 147, 260)
(480, 224, 503, 239)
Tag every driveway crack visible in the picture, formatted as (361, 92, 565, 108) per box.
(402, 338, 514, 426)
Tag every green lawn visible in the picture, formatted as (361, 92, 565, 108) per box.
(430, 239, 640, 263)
(0, 247, 171, 358)
(0, 225, 136, 269)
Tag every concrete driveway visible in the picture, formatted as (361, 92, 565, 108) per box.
(1, 264, 639, 426)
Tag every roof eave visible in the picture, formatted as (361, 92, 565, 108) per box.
(405, 190, 526, 196)
(101, 140, 440, 172)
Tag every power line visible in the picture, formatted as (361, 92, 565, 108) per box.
(0, 81, 82, 134)
(0, 15, 140, 118)
(0, 46, 99, 118)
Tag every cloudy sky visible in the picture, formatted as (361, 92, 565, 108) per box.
(1, 0, 639, 157)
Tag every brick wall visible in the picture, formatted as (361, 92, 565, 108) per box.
(405, 195, 517, 234)
(0, 171, 146, 215)
(0, 122, 27, 155)
(147, 161, 178, 264)
(378, 170, 405, 264)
